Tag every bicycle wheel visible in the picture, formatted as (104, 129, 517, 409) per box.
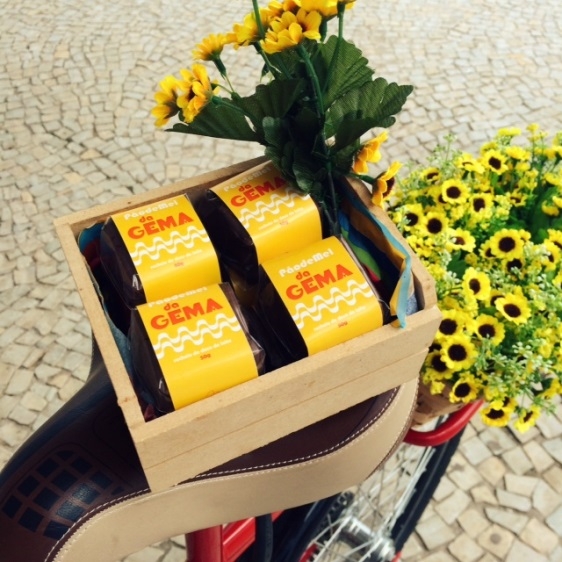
(298, 429, 464, 562)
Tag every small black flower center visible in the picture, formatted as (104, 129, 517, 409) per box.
(478, 324, 496, 338)
(485, 408, 505, 420)
(405, 212, 419, 227)
(503, 303, 522, 318)
(427, 218, 444, 234)
(430, 355, 448, 373)
(446, 186, 461, 199)
(498, 237, 516, 253)
(469, 279, 482, 294)
(507, 258, 523, 271)
(489, 156, 502, 170)
(454, 382, 471, 398)
(439, 318, 458, 335)
(473, 198, 485, 211)
(448, 344, 468, 362)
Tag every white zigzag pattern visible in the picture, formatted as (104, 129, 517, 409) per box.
(238, 191, 306, 228)
(153, 313, 241, 359)
(130, 226, 210, 266)
(291, 280, 374, 329)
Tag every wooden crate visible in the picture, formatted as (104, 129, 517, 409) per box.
(54, 158, 441, 492)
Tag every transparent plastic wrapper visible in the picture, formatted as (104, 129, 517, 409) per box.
(199, 161, 328, 288)
(129, 283, 266, 414)
(252, 236, 389, 371)
(100, 194, 222, 308)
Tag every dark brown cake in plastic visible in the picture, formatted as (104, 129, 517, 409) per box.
(199, 161, 328, 287)
(129, 283, 266, 414)
(100, 194, 222, 307)
(254, 236, 388, 371)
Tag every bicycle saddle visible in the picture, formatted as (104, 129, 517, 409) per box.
(0, 341, 417, 562)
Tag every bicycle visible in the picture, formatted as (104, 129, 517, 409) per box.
(181, 401, 480, 562)
(0, 328, 478, 562)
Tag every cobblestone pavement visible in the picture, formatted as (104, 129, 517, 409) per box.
(1, 0, 561, 560)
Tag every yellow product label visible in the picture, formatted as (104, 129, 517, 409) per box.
(261, 237, 383, 355)
(112, 195, 221, 302)
(137, 285, 258, 410)
(212, 162, 322, 264)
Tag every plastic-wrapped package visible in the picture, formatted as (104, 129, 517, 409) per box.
(129, 283, 266, 413)
(100, 194, 222, 307)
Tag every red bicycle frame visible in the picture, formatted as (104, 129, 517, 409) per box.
(186, 401, 482, 562)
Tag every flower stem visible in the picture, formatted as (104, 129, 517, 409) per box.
(252, 0, 265, 38)
(323, 3, 346, 95)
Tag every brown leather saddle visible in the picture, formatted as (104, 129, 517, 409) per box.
(0, 340, 416, 562)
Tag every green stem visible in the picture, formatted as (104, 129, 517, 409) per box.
(297, 44, 324, 114)
(323, 4, 345, 95)
(297, 44, 342, 232)
(252, 0, 266, 38)
(253, 42, 283, 80)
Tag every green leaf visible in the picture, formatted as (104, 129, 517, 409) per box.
(310, 36, 373, 108)
(234, 79, 306, 125)
(171, 100, 257, 142)
(325, 78, 413, 149)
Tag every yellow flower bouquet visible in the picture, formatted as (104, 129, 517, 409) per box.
(384, 126, 562, 432)
(151, 0, 412, 233)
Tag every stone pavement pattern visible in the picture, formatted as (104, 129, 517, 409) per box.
(1, 0, 561, 560)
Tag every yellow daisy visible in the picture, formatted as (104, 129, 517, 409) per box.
(262, 8, 322, 54)
(193, 34, 233, 61)
(450, 375, 481, 404)
(495, 293, 531, 325)
(151, 75, 184, 128)
(462, 267, 491, 301)
(371, 161, 402, 206)
(474, 314, 505, 345)
(440, 334, 477, 371)
(441, 179, 469, 204)
(352, 131, 389, 174)
(480, 404, 511, 427)
(513, 406, 541, 433)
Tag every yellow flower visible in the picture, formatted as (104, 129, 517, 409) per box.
(440, 334, 477, 371)
(450, 375, 481, 404)
(299, 0, 339, 17)
(505, 145, 529, 161)
(421, 210, 448, 236)
(462, 267, 491, 301)
(262, 9, 322, 54)
(513, 406, 541, 433)
(424, 350, 455, 380)
(495, 293, 531, 325)
(455, 153, 485, 175)
(151, 75, 184, 127)
(539, 240, 561, 271)
(542, 201, 560, 217)
(441, 179, 469, 204)
(371, 161, 402, 206)
(392, 202, 424, 231)
(436, 308, 469, 340)
(474, 314, 505, 345)
(481, 404, 511, 427)
(446, 228, 476, 252)
(488, 228, 527, 260)
(481, 149, 508, 174)
(429, 380, 446, 395)
(193, 34, 233, 61)
(177, 65, 218, 123)
(420, 167, 441, 183)
(352, 131, 389, 174)
(498, 127, 521, 137)
(232, 9, 274, 47)
(547, 229, 562, 251)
